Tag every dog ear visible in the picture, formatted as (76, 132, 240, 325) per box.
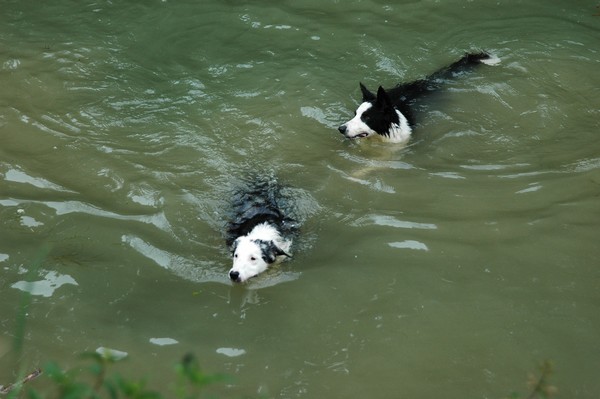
(375, 86, 393, 108)
(272, 244, 292, 259)
(255, 239, 291, 263)
(231, 238, 240, 256)
(360, 82, 376, 102)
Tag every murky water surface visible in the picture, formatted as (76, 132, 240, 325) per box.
(1, 1, 600, 397)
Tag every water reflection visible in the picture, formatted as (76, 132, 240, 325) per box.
(11, 270, 78, 297)
(352, 214, 437, 230)
(149, 338, 179, 346)
(4, 168, 75, 192)
(388, 240, 429, 251)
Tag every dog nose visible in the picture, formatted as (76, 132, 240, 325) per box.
(229, 270, 240, 282)
(338, 125, 347, 134)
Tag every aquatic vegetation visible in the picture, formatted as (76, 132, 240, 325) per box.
(506, 360, 558, 399)
(3, 352, 226, 399)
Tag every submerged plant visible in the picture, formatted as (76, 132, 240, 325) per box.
(0, 368, 42, 396)
(174, 353, 229, 399)
(2, 352, 225, 399)
(3, 245, 225, 399)
(507, 360, 558, 399)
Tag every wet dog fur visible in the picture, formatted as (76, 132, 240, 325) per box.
(226, 180, 295, 283)
(338, 52, 500, 144)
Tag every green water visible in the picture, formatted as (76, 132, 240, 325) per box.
(1, 0, 600, 397)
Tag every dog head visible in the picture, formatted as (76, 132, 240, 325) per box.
(229, 237, 291, 283)
(338, 83, 400, 140)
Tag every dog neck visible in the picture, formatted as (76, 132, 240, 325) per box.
(382, 110, 412, 143)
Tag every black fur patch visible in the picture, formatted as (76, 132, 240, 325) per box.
(254, 239, 291, 264)
(352, 52, 493, 133)
(226, 179, 296, 247)
(359, 86, 401, 137)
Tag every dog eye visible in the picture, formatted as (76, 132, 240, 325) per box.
(250, 256, 256, 261)
(234, 254, 238, 258)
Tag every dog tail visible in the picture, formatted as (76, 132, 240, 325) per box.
(478, 52, 501, 66)
(428, 51, 500, 82)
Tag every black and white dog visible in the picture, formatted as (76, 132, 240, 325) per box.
(338, 52, 499, 143)
(226, 180, 295, 283)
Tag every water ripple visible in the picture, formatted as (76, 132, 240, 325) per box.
(351, 214, 437, 230)
(4, 168, 76, 193)
(0, 198, 173, 235)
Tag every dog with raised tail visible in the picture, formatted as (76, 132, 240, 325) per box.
(226, 179, 295, 283)
(338, 52, 500, 144)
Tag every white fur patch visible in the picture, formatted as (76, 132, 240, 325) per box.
(340, 103, 412, 144)
(341, 102, 377, 139)
(480, 54, 501, 66)
(229, 223, 291, 283)
(387, 110, 412, 144)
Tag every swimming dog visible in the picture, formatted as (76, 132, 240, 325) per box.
(226, 180, 294, 283)
(338, 52, 499, 143)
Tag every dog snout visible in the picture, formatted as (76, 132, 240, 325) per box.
(338, 124, 347, 134)
(229, 270, 241, 282)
